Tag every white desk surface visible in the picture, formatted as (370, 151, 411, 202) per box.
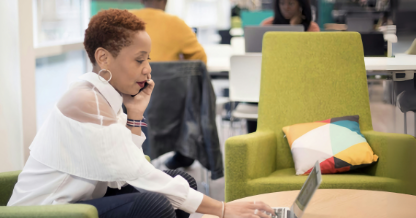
(364, 56, 416, 71)
(207, 54, 416, 73)
(206, 60, 230, 72)
(203, 44, 232, 73)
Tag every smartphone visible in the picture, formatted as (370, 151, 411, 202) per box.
(131, 82, 148, 97)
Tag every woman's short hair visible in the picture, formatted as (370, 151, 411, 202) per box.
(84, 9, 146, 65)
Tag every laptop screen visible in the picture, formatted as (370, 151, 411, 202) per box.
(295, 168, 318, 210)
(244, 25, 304, 53)
(292, 161, 322, 217)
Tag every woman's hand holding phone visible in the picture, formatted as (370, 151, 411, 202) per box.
(122, 78, 155, 120)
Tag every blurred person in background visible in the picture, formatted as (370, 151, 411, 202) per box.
(130, 0, 207, 170)
(261, 0, 320, 32)
(130, 0, 207, 64)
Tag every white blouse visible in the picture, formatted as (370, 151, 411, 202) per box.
(7, 72, 203, 213)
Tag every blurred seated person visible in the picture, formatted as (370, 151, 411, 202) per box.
(130, 0, 206, 169)
(261, 0, 320, 32)
(130, 0, 207, 64)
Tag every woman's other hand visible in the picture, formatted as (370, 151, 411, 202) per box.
(224, 201, 274, 218)
(290, 9, 303, 25)
(196, 195, 274, 218)
(122, 78, 155, 119)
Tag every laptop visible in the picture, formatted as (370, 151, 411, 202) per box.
(271, 161, 322, 218)
(346, 16, 374, 33)
(244, 25, 304, 53)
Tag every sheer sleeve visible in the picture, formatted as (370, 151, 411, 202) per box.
(29, 80, 146, 182)
(57, 81, 145, 146)
(57, 82, 118, 126)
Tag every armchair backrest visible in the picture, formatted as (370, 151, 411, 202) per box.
(258, 32, 373, 169)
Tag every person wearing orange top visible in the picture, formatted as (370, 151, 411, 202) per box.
(130, 0, 207, 64)
(261, 0, 320, 32)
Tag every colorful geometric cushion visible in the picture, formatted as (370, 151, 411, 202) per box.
(282, 115, 378, 175)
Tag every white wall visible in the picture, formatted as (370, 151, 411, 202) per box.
(0, 1, 24, 172)
(19, 0, 37, 164)
(0, 0, 36, 172)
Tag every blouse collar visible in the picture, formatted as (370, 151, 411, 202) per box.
(79, 72, 123, 115)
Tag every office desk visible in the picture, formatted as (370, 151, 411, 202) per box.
(365, 57, 416, 98)
(365, 56, 416, 72)
(207, 54, 416, 75)
(214, 54, 416, 107)
(201, 189, 416, 218)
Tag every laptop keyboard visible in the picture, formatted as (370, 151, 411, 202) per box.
(273, 208, 284, 218)
(271, 208, 293, 218)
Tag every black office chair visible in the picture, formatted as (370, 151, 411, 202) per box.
(396, 74, 416, 135)
(362, 32, 387, 102)
(122, 61, 224, 194)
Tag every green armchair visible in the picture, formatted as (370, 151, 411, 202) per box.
(0, 156, 151, 217)
(225, 32, 416, 202)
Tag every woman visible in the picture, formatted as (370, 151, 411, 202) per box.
(261, 0, 320, 32)
(7, 9, 274, 218)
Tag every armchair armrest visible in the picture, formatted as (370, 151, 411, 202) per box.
(362, 130, 416, 195)
(0, 171, 21, 206)
(225, 131, 276, 201)
(0, 204, 98, 218)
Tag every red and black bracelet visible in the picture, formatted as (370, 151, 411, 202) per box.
(127, 117, 147, 127)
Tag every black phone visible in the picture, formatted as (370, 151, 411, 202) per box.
(131, 82, 148, 97)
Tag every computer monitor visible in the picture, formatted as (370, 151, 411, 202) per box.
(291, 161, 322, 218)
(346, 16, 374, 33)
(360, 33, 386, 56)
(244, 25, 304, 53)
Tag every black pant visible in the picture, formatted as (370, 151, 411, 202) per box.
(247, 120, 258, 133)
(76, 170, 197, 218)
(246, 103, 258, 133)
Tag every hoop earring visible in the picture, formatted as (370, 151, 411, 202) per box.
(98, 69, 112, 82)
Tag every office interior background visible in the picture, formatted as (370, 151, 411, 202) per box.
(1, 0, 416, 217)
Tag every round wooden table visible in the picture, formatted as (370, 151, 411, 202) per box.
(202, 189, 416, 218)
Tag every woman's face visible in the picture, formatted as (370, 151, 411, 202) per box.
(107, 30, 152, 95)
(279, 0, 301, 20)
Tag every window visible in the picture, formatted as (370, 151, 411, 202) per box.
(33, 0, 89, 47)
